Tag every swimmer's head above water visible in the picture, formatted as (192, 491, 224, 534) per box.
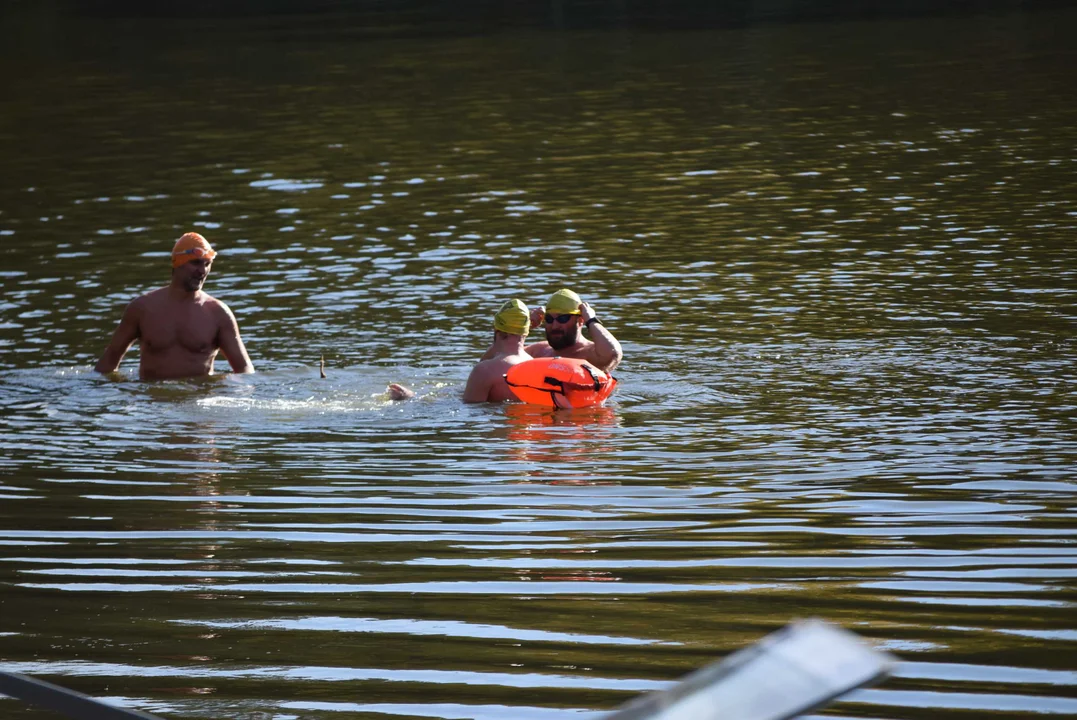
(171, 232, 217, 268)
(493, 298, 531, 337)
(171, 232, 217, 293)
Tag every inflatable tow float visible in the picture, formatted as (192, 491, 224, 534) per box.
(505, 357, 617, 409)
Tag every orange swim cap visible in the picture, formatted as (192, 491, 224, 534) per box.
(171, 232, 217, 268)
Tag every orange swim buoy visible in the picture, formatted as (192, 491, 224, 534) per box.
(504, 357, 618, 409)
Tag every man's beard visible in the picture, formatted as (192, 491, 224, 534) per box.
(183, 274, 206, 292)
(546, 325, 579, 350)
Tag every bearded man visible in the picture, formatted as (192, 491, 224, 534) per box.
(520, 288, 622, 373)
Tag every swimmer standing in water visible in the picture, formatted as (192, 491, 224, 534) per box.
(524, 289, 623, 373)
(479, 288, 623, 373)
(95, 232, 255, 381)
(389, 299, 532, 402)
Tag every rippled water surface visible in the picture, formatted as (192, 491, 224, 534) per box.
(1, 4, 1076, 719)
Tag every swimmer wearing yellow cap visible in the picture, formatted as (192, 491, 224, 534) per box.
(389, 299, 533, 403)
(479, 288, 623, 373)
(95, 232, 255, 381)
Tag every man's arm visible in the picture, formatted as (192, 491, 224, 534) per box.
(462, 362, 493, 403)
(216, 303, 255, 374)
(94, 300, 141, 375)
(580, 301, 623, 372)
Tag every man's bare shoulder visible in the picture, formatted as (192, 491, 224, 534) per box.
(471, 356, 505, 375)
(198, 293, 237, 318)
(524, 342, 555, 357)
(133, 286, 168, 304)
(125, 287, 168, 315)
(467, 353, 529, 403)
(473, 353, 526, 380)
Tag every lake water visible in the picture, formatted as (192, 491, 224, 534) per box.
(1, 3, 1075, 719)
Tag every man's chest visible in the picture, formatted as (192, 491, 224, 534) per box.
(140, 308, 218, 353)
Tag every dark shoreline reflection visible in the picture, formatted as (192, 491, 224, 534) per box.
(8, 0, 1077, 31)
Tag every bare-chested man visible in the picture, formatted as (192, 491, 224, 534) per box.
(519, 288, 622, 373)
(389, 299, 531, 403)
(95, 232, 255, 381)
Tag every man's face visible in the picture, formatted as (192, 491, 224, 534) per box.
(176, 258, 212, 292)
(544, 312, 581, 350)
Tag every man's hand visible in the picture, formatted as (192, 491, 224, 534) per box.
(388, 383, 415, 401)
(530, 306, 545, 328)
(578, 301, 596, 323)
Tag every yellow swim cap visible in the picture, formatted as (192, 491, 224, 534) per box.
(546, 288, 582, 315)
(493, 299, 531, 336)
(171, 232, 217, 268)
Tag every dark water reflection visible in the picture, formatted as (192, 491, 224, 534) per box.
(1, 4, 1076, 720)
